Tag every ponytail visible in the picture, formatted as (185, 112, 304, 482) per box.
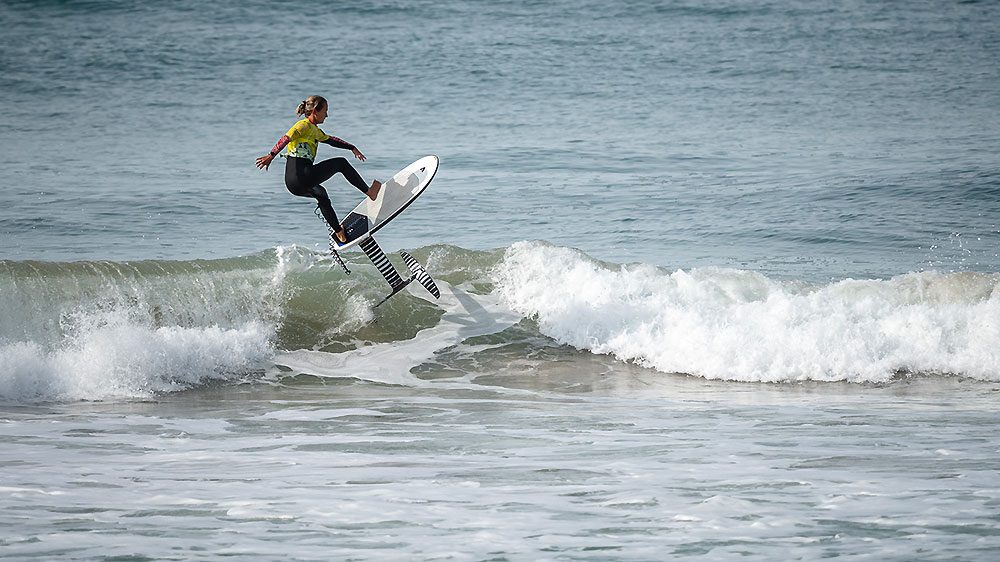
(296, 95, 327, 117)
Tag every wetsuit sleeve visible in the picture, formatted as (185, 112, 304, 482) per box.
(322, 135, 355, 150)
(269, 135, 290, 156)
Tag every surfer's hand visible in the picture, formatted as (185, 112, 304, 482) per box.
(352, 147, 366, 162)
(255, 154, 273, 170)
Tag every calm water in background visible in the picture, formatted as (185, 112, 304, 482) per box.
(1, 1, 999, 559)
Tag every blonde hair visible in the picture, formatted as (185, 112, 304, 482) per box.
(296, 95, 327, 116)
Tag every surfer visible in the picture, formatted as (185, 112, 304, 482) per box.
(255, 95, 381, 244)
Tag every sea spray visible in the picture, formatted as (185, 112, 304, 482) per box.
(493, 241, 1000, 383)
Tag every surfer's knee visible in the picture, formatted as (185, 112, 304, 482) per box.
(308, 185, 331, 201)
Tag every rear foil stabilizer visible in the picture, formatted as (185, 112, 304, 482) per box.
(400, 251, 440, 299)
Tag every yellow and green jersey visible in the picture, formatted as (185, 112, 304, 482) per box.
(283, 118, 330, 161)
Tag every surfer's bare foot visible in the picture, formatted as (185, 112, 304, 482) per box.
(367, 180, 382, 201)
(334, 229, 348, 244)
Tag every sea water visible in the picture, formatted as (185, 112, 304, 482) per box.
(1, 0, 999, 560)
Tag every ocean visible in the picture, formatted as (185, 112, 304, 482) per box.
(1, 0, 999, 559)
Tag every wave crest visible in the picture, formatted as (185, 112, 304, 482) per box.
(494, 241, 1000, 383)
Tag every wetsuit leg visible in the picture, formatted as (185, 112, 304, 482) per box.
(308, 157, 370, 194)
(285, 156, 370, 231)
(308, 184, 341, 229)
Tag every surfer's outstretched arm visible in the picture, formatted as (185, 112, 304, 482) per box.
(255, 135, 291, 170)
(323, 135, 366, 162)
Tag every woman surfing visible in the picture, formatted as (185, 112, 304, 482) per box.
(255, 95, 380, 244)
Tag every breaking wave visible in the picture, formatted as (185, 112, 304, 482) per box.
(3, 241, 998, 402)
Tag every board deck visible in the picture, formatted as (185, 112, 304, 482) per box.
(332, 155, 439, 251)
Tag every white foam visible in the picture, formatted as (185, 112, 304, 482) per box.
(0, 249, 311, 403)
(493, 241, 1000, 383)
(0, 321, 274, 403)
(275, 282, 521, 386)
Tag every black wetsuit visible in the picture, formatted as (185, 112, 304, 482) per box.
(284, 155, 370, 231)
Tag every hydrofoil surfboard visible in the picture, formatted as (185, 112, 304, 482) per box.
(328, 155, 440, 307)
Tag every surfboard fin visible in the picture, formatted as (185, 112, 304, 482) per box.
(358, 237, 439, 307)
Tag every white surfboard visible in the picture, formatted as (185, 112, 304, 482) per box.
(325, 155, 441, 306)
(332, 155, 438, 251)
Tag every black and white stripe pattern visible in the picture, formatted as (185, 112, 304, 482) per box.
(401, 251, 440, 299)
(359, 238, 405, 291)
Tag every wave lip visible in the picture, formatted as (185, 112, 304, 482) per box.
(494, 241, 1000, 383)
